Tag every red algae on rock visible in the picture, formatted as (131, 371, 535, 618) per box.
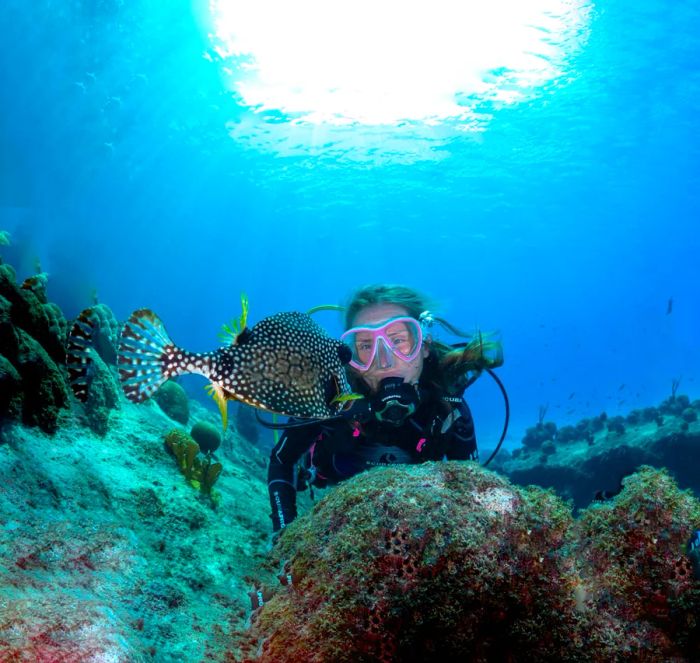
(238, 463, 700, 662)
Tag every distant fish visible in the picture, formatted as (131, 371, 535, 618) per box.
(568, 392, 575, 400)
(618, 384, 625, 391)
(666, 297, 673, 315)
(117, 304, 352, 428)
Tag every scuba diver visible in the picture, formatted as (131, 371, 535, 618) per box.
(267, 284, 504, 532)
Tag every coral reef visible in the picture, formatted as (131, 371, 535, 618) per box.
(502, 394, 700, 509)
(65, 304, 125, 435)
(0, 263, 70, 433)
(0, 401, 271, 662)
(521, 420, 557, 450)
(83, 351, 121, 436)
(237, 463, 700, 662)
(571, 468, 700, 659)
(154, 380, 190, 425)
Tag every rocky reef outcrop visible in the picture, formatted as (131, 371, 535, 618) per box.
(498, 395, 700, 509)
(238, 463, 700, 662)
(0, 401, 270, 662)
(0, 252, 126, 437)
(0, 263, 70, 434)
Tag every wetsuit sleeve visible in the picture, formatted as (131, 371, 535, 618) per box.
(443, 400, 478, 461)
(267, 424, 320, 532)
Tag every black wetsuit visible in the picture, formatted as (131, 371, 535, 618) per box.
(267, 395, 477, 531)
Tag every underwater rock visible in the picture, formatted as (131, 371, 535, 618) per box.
(521, 420, 557, 449)
(83, 351, 121, 436)
(154, 380, 190, 425)
(84, 302, 120, 364)
(0, 353, 23, 421)
(14, 328, 70, 434)
(239, 463, 700, 662)
(0, 408, 271, 662)
(570, 467, 700, 659)
(503, 395, 700, 509)
(245, 464, 575, 661)
(0, 262, 72, 433)
(0, 263, 67, 364)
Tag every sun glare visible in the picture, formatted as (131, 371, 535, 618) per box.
(209, 0, 590, 124)
(207, 0, 591, 160)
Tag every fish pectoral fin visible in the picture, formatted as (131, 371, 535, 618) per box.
(205, 382, 229, 431)
(331, 392, 364, 404)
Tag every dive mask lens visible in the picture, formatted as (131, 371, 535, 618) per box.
(340, 317, 423, 372)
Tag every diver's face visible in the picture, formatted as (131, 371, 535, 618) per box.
(349, 303, 429, 393)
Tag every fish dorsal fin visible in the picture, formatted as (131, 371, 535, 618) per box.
(205, 382, 229, 430)
(219, 293, 250, 345)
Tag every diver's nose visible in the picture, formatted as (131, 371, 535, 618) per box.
(375, 338, 394, 369)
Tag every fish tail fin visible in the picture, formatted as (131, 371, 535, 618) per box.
(118, 309, 202, 402)
(66, 306, 100, 402)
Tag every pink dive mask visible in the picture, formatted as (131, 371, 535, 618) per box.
(340, 316, 424, 372)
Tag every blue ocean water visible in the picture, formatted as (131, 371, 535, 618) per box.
(1, 0, 698, 449)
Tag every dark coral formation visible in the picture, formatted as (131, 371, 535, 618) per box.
(84, 303, 120, 365)
(237, 463, 700, 662)
(0, 256, 126, 436)
(503, 395, 700, 509)
(83, 351, 121, 436)
(154, 380, 190, 425)
(572, 468, 700, 658)
(0, 263, 70, 433)
(75, 305, 122, 436)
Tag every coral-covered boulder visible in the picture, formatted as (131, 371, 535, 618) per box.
(502, 397, 700, 508)
(154, 381, 189, 425)
(83, 352, 121, 436)
(0, 353, 23, 421)
(239, 464, 700, 662)
(0, 262, 72, 433)
(243, 464, 581, 662)
(0, 264, 67, 364)
(571, 467, 700, 659)
(14, 328, 70, 433)
(84, 303, 120, 365)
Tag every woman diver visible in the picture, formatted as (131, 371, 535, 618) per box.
(266, 284, 504, 532)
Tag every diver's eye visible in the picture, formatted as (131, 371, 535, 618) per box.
(388, 333, 410, 348)
(355, 337, 374, 360)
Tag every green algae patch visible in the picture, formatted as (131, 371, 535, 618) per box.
(164, 429, 223, 501)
